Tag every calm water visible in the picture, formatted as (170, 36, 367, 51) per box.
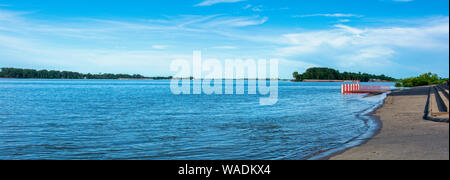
(0, 79, 394, 160)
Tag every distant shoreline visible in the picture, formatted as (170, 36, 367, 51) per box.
(0, 78, 285, 81)
(0, 67, 172, 80)
(0, 77, 166, 80)
(291, 79, 395, 83)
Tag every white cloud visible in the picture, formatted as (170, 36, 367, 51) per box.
(278, 30, 352, 55)
(152, 45, 168, 49)
(251, 5, 263, 12)
(278, 58, 319, 76)
(195, 0, 246, 7)
(279, 18, 449, 55)
(203, 16, 268, 27)
(276, 17, 449, 70)
(337, 19, 350, 23)
(338, 47, 396, 68)
(0, 9, 24, 21)
(334, 24, 366, 36)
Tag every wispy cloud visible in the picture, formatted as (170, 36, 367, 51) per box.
(337, 19, 351, 23)
(251, 5, 263, 12)
(211, 46, 237, 49)
(0, 9, 273, 75)
(202, 16, 268, 27)
(0, 9, 268, 41)
(294, 13, 363, 18)
(195, 0, 246, 7)
(243, 4, 288, 12)
(152, 45, 168, 49)
(333, 24, 366, 36)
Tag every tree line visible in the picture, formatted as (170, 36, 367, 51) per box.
(395, 73, 449, 87)
(293, 67, 397, 82)
(0, 67, 172, 79)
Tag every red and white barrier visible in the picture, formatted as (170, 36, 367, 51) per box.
(341, 80, 361, 94)
(341, 80, 390, 94)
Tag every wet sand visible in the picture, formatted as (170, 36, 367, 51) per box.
(331, 86, 449, 160)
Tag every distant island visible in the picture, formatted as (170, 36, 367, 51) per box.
(293, 67, 397, 82)
(0, 67, 173, 80)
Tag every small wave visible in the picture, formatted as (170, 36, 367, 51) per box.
(307, 92, 388, 160)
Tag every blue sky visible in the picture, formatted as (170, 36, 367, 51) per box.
(0, 0, 448, 78)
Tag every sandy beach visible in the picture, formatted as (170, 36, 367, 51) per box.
(331, 86, 449, 160)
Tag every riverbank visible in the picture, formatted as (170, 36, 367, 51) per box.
(331, 86, 449, 160)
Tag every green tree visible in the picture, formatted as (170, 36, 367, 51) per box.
(0, 67, 157, 80)
(293, 67, 397, 82)
(395, 73, 447, 87)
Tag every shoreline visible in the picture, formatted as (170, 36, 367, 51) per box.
(308, 93, 387, 160)
(330, 86, 449, 160)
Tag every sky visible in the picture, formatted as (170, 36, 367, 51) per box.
(0, 0, 448, 79)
